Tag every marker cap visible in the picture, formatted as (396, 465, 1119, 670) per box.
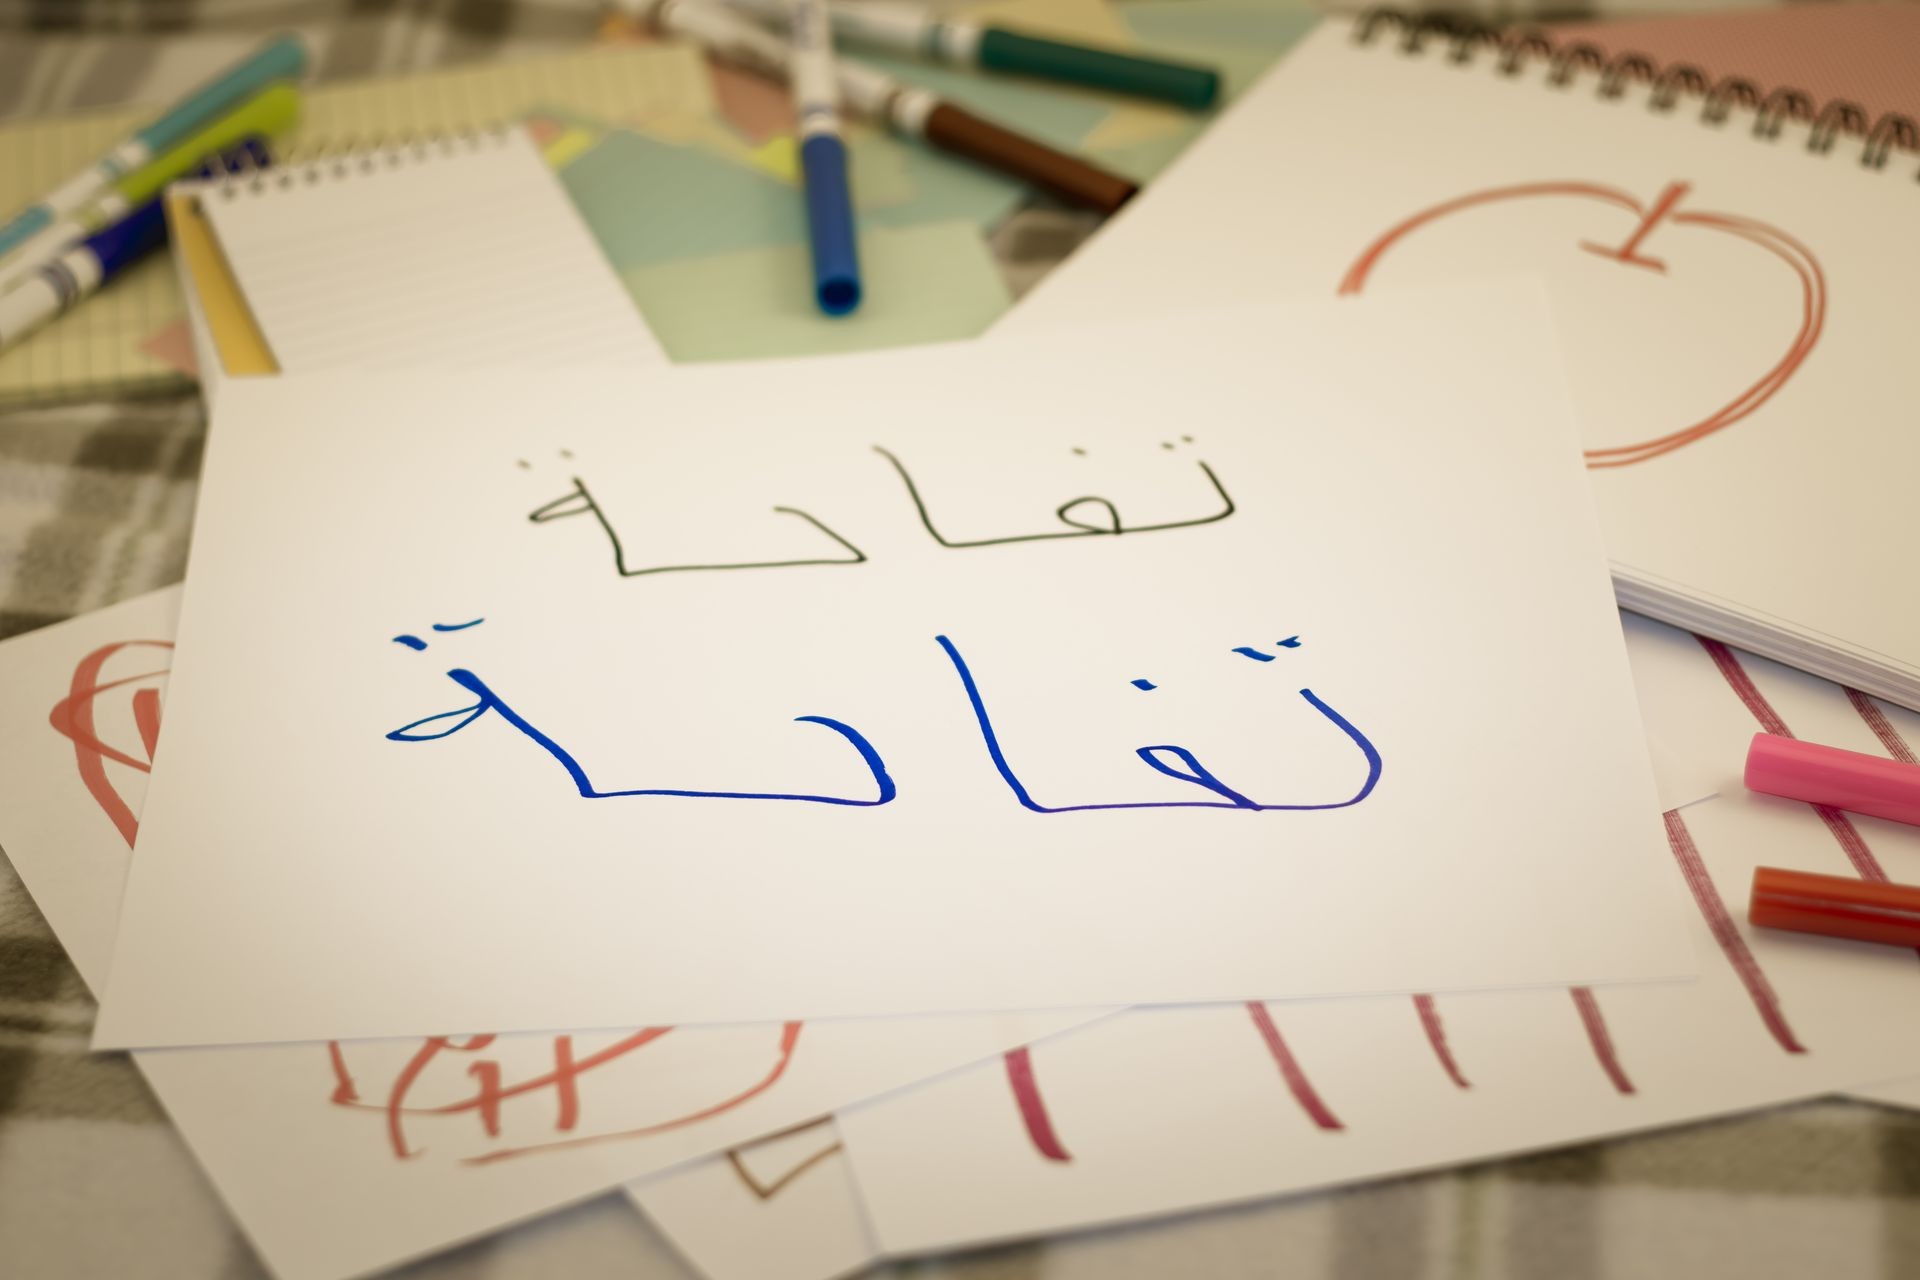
(1750, 865, 1920, 950)
(800, 134, 861, 315)
(1745, 731, 1920, 828)
(975, 29, 1220, 111)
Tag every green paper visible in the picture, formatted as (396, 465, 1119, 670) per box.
(1121, 2, 1322, 100)
(623, 220, 1012, 363)
(560, 129, 806, 269)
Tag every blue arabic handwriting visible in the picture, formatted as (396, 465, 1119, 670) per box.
(935, 635, 1381, 813)
(386, 632, 894, 807)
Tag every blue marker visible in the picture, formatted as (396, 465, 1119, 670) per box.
(0, 138, 272, 353)
(0, 34, 306, 257)
(787, 0, 861, 315)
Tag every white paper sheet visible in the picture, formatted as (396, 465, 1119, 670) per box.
(629, 1119, 876, 1280)
(830, 616, 1920, 1253)
(199, 127, 664, 373)
(96, 288, 1689, 1048)
(0, 589, 1092, 1280)
(1006, 15, 1920, 707)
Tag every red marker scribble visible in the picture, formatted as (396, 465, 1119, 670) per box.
(1340, 180, 1824, 468)
(463, 1021, 802, 1166)
(1663, 807, 1806, 1054)
(1847, 689, 1918, 765)
(1410, 993, 1471, 1089)
(328, 1022, 800, 1164)
(1244, 1001, 1344, 1131)
(1004, 1046, 1071, 1162)
(46, 639, 174, 848)
(1568, 987, 1636, 1095)
(1697, 636, 1890, 883)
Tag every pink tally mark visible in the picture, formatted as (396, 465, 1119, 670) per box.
(1569, 987, 1636, 1095)
(1663, 808, 1806, 1053)
(1245, 1002, 1344, 1131)
(1004, 1047, 1071, 1163)
(1411, 994, 1471, 1089)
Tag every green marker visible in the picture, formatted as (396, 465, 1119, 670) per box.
(716, 0, 1222, 110)
(0, 82, 301, 293)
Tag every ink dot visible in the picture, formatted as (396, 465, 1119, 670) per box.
(516, 459, 531, 470)
(393, 634, 427, 651)
(1160, 441, 1175, 451)
(1181, 435, 1194, 443)
(1277, 636, 1302, 648)
(1071, 447, 1087, 456)
(559, 449, 574, 460)
(1231, 646, 1276, 662)
(1130, 678, 1157, 691)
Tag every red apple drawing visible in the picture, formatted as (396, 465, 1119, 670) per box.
(1339, 180, 1824, 468)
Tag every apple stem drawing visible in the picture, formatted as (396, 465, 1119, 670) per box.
(1340, 178, 1825, 467)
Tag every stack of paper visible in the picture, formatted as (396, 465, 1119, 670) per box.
(11, 8, 1920, 1280)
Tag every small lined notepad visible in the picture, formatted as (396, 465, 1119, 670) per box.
(199, 128, 662, 371)
(0, 43, 708, 404)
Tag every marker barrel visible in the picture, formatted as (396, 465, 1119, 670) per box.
(1745, 732, 1920, 827)
(919, 102, 1136, 215)
(1750, 865, 1920, 950)
(973, 28, 1220, 111)
(800, 134, 860, 314)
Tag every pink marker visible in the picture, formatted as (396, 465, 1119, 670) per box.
(1745, 732, 1920, 827)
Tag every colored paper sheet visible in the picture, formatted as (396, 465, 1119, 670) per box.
(95, 286, 1690, 1048)
(1121, 0, 1323, 99)
(623, 220, 1010, 362)
(562, 126, 810, 267)
(0, 588, 1093, 1280)
(831, 615, 1920, 1255)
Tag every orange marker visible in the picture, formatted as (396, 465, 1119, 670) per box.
(1749, 866, 1920, 950)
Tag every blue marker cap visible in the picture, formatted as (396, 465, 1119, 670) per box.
(83, 199, 170, 278)
(799, 134, 861, 316)
(84, 137, 272, 283)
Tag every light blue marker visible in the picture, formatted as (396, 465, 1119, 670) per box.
(0, 33, 307, 257)
(787, 0, 860, 315)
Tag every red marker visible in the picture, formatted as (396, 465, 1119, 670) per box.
(1745, 731, 1920, 827)
(1750, 866, 1920, 949)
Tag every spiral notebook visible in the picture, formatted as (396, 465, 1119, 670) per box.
(1009, 12, 1920, 711)
(190, 126, 661, 373)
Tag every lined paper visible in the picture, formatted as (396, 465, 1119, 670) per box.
(0, 43, 709, 405)
(200, 129, 661, 371)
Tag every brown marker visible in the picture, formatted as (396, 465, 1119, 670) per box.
(631, 0, 1139, 215)
(916, 100, 1137, 216)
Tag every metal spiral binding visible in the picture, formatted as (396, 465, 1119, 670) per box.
(1353, 8, 1920, 177)
(210, 125, 518, 199)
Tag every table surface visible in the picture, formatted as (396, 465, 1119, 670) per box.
(4, 2, 1918, 1278)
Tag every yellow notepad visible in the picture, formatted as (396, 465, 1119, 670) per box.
(0, 43, 712, 408)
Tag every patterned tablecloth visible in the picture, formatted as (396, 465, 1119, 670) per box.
(4, 2, 1918, 1278)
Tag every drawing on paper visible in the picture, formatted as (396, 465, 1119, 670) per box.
(385, 621, 898, 807)
(47, 635, 814, 1170)
(47, 639, 174, 849)
(382, 623, 1380, 817)
(940, 634, 1383, 813)
(1340, 180, 1824, 468)
(875, 440, 1236, 548)
(724, 1117, 846, 1200)
(326, 1022, 804, 1165)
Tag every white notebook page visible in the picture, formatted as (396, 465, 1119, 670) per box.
(200, 127, 662, 372)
